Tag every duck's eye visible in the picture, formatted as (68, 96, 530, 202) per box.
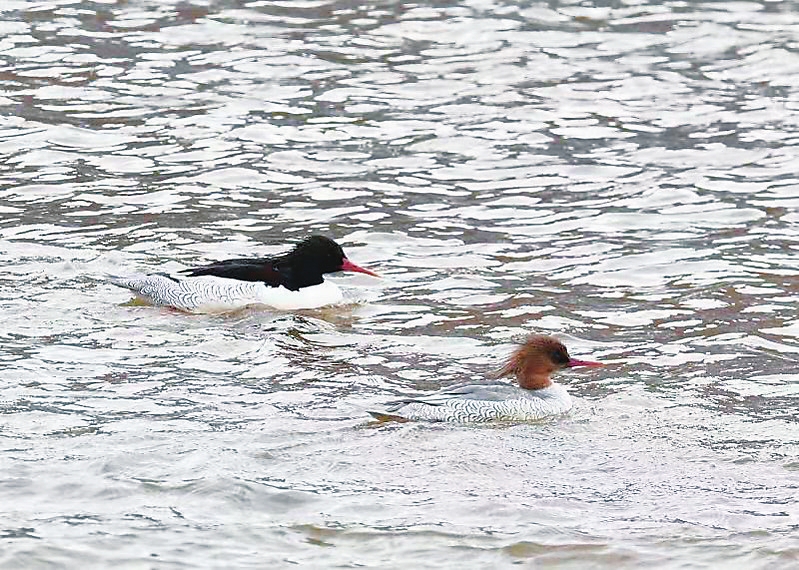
(551, 349, 570, 365)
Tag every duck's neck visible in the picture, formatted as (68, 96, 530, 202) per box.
(517, 374, 553, 391)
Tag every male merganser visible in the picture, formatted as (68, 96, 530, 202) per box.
(110, 235, 379, 312)
(369, 335, 602, 422)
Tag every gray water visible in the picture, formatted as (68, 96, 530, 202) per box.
(1, 0, 798, 568)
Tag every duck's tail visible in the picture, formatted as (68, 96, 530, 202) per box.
(367, 411, 410, 423)
(107, 273, 178, 292)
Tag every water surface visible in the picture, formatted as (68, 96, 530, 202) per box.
(1, 0, 798, 568)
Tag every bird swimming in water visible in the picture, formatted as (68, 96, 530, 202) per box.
(110, 235, 379, 313)
(369, 335, 602, 423)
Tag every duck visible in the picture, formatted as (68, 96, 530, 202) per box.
(369, 335, 602, 422)
(110, 235, 378, 313)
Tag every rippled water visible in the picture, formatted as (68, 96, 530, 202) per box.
(2, 0, 799, 567)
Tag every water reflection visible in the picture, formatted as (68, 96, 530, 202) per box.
(1, 0, 799, 567)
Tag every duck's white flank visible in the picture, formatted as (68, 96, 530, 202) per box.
(110, 274, 344, 313)
(383, 383, 572, 423)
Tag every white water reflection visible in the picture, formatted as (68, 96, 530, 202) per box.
(1, 0, 799, 568)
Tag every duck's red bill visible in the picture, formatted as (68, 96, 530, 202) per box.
(341, 258, 380, 278)
(567, 358, 603, 368)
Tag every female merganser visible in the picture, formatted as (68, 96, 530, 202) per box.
(110, 235, 379, 312)
(369, 335, 602, 423)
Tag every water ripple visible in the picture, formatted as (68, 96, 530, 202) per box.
(1, 0, 799, 568)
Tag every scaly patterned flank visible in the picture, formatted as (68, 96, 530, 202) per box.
(110, 274, 343, 313)
(383, 384, 572, 422)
